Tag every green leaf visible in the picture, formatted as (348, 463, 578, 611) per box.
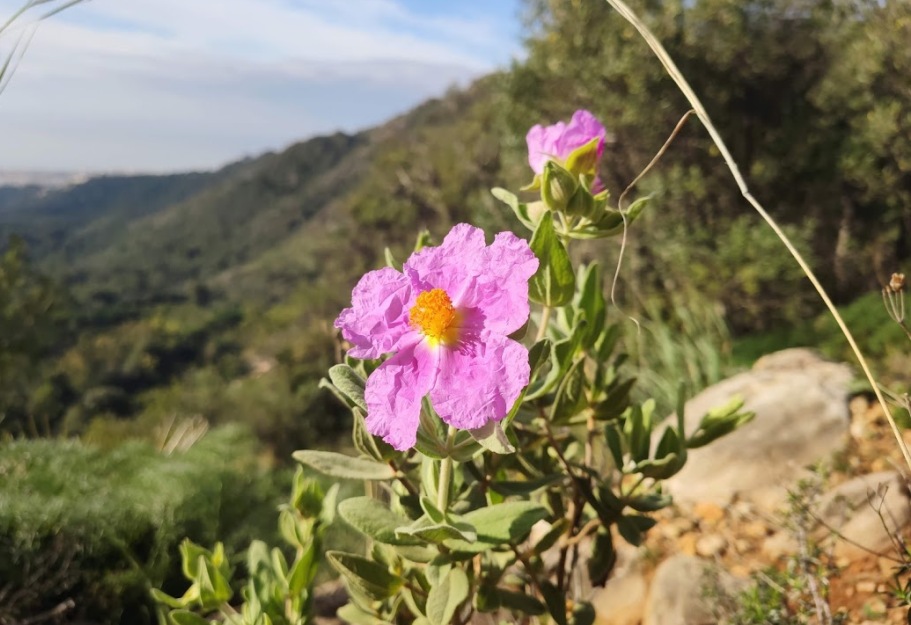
(338, 497, 420, 545)
(625, 492, 673, 512)
(150, 588, 186, 609)
(446, 502, 548, 552)
(396, 515, 477, 544)
(384, 246, 401, 270)
(169, 611, 211, 625)
(616, 515, 657, 547)
(532, 518, 570, 555)
(635, 454, 681, 480)
(292, 450, 394, 480)
(336, 604, 396, 625)
(469, 420, 515, 454)
(352, 408, 396, 461)
(425, 568, 469, 625)
(529, 210, 575, 307)
(550, 356, 587, 423)
(491, 187, 538, 231)
(287, 543, 318, 596)
(498, 589, 547, 615)
(179, 539, 209, 580)
(415, 399, 448, 459)
(587, 530, 617, 586)
(489, 473, 562, 496)
(686, 397, 755, 449)
(604, 423, 624, 469)
(574, 263, 606, 348)
(540, 581, 568, 625)
(328, 364, 367, 411)
(592, 377, 636, 421)
(327, 551, 404, 601)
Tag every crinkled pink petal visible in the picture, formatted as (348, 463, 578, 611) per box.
(527, 110, 607, 174)
(459, 231, 538, 336)
(556, 110, 607, 160)
(403, 223, 487, 302)
(364, 340, 438, 450)
(334, 267, 415, 359)
(526, 121, 566, 174)
(429, 334, 530, 431)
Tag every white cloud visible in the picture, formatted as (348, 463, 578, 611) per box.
(0, 0, 520, 171)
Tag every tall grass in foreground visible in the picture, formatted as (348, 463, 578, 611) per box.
(0, 0, 85, 94)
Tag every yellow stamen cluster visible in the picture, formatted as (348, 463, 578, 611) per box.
(410, 288, 458, 345)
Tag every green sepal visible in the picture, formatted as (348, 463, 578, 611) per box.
(570, 195, 648, 239)
(564, 137, 601, 177)
(542, 161, 578, 213)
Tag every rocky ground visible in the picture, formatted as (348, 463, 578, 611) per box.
(592, 349, 911, 625)
(316, 349, 911, 624)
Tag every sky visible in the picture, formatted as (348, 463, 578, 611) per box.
(0, 0, 524, 173)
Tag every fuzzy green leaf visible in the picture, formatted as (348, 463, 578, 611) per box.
(292, 450, 394, 480)
(327, 551, 404, 601)
(425, 568, 469, 625)
(529, 211, 575, 306)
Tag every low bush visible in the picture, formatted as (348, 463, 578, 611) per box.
(0, 425, 283, 625)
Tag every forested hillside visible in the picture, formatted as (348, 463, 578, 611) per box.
(3, 0, 909, 451)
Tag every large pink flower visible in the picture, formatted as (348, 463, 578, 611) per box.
(526, 109, 607, 175)
(335, 224, 539, 450)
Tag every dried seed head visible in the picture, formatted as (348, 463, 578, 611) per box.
(890, 272, 906, 292)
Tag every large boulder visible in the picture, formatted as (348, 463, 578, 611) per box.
(663, 348, 853, 510)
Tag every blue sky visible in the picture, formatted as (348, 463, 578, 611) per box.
(0, 0, 523, 172)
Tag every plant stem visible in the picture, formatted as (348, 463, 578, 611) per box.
(536, 305, 552, 343)
(602, 0, 911, 474)
(437, 425, 457, 511)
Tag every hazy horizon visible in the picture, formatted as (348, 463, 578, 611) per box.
(0, 0, 523, 172)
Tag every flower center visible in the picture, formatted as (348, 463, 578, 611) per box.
(409, 288, 458, 344)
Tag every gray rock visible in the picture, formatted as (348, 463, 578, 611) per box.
(662, 348, 852, 510)
(643, 554, 740, 625)
(817, 470, 911, 559)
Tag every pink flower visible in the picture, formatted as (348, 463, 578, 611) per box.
(335, 224, 539, 450)
(526, 109, 607, 175)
